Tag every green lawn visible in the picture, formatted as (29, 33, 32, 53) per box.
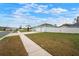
(12, 28, 27, 33)
(26, 32, 79, 56)
(18, 28, 32, 32)
(0, 36, 2, 38)
(19, 29, 27, 32)
(0, 36, 28, 56)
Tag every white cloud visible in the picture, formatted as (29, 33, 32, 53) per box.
(13, 4, 31, 16)
(39, 17, 74, 26)
(14, 3, 68, 15)
(1, 3, 79, 27)
(71, 8, 76, 10)
(34, 6, 68, 14)
(10, 4, 76, 27)
(10, 4, 49, 27)
(34, 7, 44, 13)
(57, 17, 73, 26)
(14, 3, 48, 14)
(50, 8, 68, 14)
(34, 4, 48, 14)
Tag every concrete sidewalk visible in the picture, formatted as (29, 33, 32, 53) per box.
(18, 31, 52, 56)
(6, 32, 40, 36)
(22, 32, 40, 34)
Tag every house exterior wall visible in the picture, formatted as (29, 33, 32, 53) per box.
(59, 28, 79, 33)
(32, 27, 79, 33)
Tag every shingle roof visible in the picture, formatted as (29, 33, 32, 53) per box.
(32, 23, 57, 28)
(60, 23, 79, 28)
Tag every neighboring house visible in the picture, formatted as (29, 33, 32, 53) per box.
(60, 23, 79, 28)
(31, 16, 79, 33)
(3, 27, 13, 31)
(32, 23, 57, 32)
(0, 26, 17, 31)
(60, 24, 73, 28)
(60, 16, 79, 28)
(57, 16, 79, 33)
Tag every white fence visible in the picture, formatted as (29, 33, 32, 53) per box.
(32, 27, 79, 33)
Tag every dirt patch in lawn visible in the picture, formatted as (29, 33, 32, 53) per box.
(0, 36, 28, 56)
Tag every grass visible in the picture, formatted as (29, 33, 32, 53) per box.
(26, 32, 79, 56)
(0, 36, 28, 56)
(18, 29, 27, 32)
(19, 28, 32, 32)
(0, 29, 4, 31)
(0, 36, 3, 38)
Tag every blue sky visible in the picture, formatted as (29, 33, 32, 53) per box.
(0, 3, 79, 27)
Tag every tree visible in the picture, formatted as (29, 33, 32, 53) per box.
(54, 24, 57, 27)
(19, 26, 22, 29)
(3, 28, 6, 31)
(27, 25, 31, 31)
